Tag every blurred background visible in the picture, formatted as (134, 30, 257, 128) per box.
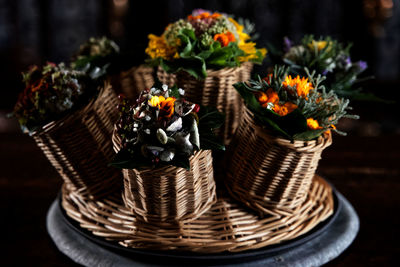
(1, 0, 399, 266)
(1, 0, 400, 109)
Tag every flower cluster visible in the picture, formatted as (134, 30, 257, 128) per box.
(13, 62, 93, 133)
(275, 35, 371, 100)
(71, 36, 120, 80)
(145, 9, 267, 79)
(112, 82, 224, 170)
(234, 66, 359, 141)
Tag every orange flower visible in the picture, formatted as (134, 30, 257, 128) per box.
(258, 88, 279, 107)
(273, 102, 298, 116)
(213, 31, 236, 47)
(159, 97, 176, 118)
(188, 12, 221, 20)
(282, 75, 314, 98)
(307, 118, 323, 130)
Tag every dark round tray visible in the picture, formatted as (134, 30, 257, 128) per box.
(59, 186, 341, 265)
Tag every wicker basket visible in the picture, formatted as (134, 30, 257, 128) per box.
(238, 62, 253, 83)
(121, 150, 216, 223)
(31, 82, 121, 199)
(157, 64, 250, 145)
(111, 65, 154, 100)
(225, 106, 332, 216)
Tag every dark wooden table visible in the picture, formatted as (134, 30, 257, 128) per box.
(1, 105, 399, 266)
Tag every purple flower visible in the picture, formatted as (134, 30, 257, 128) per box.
(192, 9, 212, 16)
(283, 37, 293, 53)
(322, 70, 329, 76)
(345, 56, 352, 66)
(357, 61, 367, 71)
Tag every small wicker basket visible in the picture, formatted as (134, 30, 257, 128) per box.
(157, 64, 250, 145)
(122, 150, 216, 223)
(32, 82, 121, 199)
(111, 65, 154, 100)
(226, 106, 332, 216)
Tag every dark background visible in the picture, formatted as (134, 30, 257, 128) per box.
(1, 0, 399, 266)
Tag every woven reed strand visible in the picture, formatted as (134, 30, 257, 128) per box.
(157, 63, 252, 145)
(111, 65, 154, 100)
(122, 150, 216, 223)
(61, 175, 333, 253)
(226, 106, 332, 216)
(32, 82, 121, 199)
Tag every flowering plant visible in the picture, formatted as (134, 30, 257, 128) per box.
(234, 66, 359, 141)
(12, 62, 94, 133)
(71, 37, 120, 80)
(111, 82, 225, 170)
(145, 9, 267, 79)
(269, 35, 374, 101)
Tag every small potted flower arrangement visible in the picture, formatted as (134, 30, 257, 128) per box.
(111, 82, 225, 223)
(71, 36, 154, 99)
(269, 35, 377, 101)
(12, 62, 121, 199)
(226, 66, 359, 216)
(146, 9, 267, 144)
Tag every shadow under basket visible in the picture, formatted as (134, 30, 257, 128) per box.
(122, 150, 216, 224)
(157, 63, 253, 145)
(226, 107, 332, 216)
(31, 83, 122, 200)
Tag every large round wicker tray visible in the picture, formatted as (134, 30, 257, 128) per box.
(61, 175, 334, 254)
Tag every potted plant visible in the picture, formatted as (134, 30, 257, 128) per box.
(111, 82, 225, 223)
(71, 36, 154, 100)
(12, 62, 121, 199)
(146, 9, 266, 144)
(268, 35, 381, 101)
(226, 66, 359, 216)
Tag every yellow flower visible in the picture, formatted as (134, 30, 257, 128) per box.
(282, 75, 314, 98)
(308, 40, 330, 52)
(149, 95, 165, 107)
(228, 18, 267, 62)
(307, 118, 322, 130)
(145, 34, 179, 60)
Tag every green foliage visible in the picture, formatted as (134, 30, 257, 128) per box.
(156, 29, 245, 79)
(275, 35, 382, 102)
(234, 65, 359, 141)
(70, 37, 120, 82)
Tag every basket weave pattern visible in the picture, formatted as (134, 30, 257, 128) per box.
(157, 65, 248, 144)
(226, 107, 332, 216)
(122, 150, 216, 223)
(238, 62, 253, 83)
(111, 65, 154, 100)
(32, 83, 121, 199)
(62, 175, 333, 253)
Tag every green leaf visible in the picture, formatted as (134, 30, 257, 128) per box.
(170, 155, 191, 170)
(293, 129, 326, 141)
(200, 132, 225, 151)
(198, 105, 225, 130)
(278, 109, 308, 136)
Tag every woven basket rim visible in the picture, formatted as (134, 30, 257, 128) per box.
(30, 81, 112, 137)
(122, 149, 211, 173)
(242, 106, 333, 151)
(158, 64, 247, 78)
